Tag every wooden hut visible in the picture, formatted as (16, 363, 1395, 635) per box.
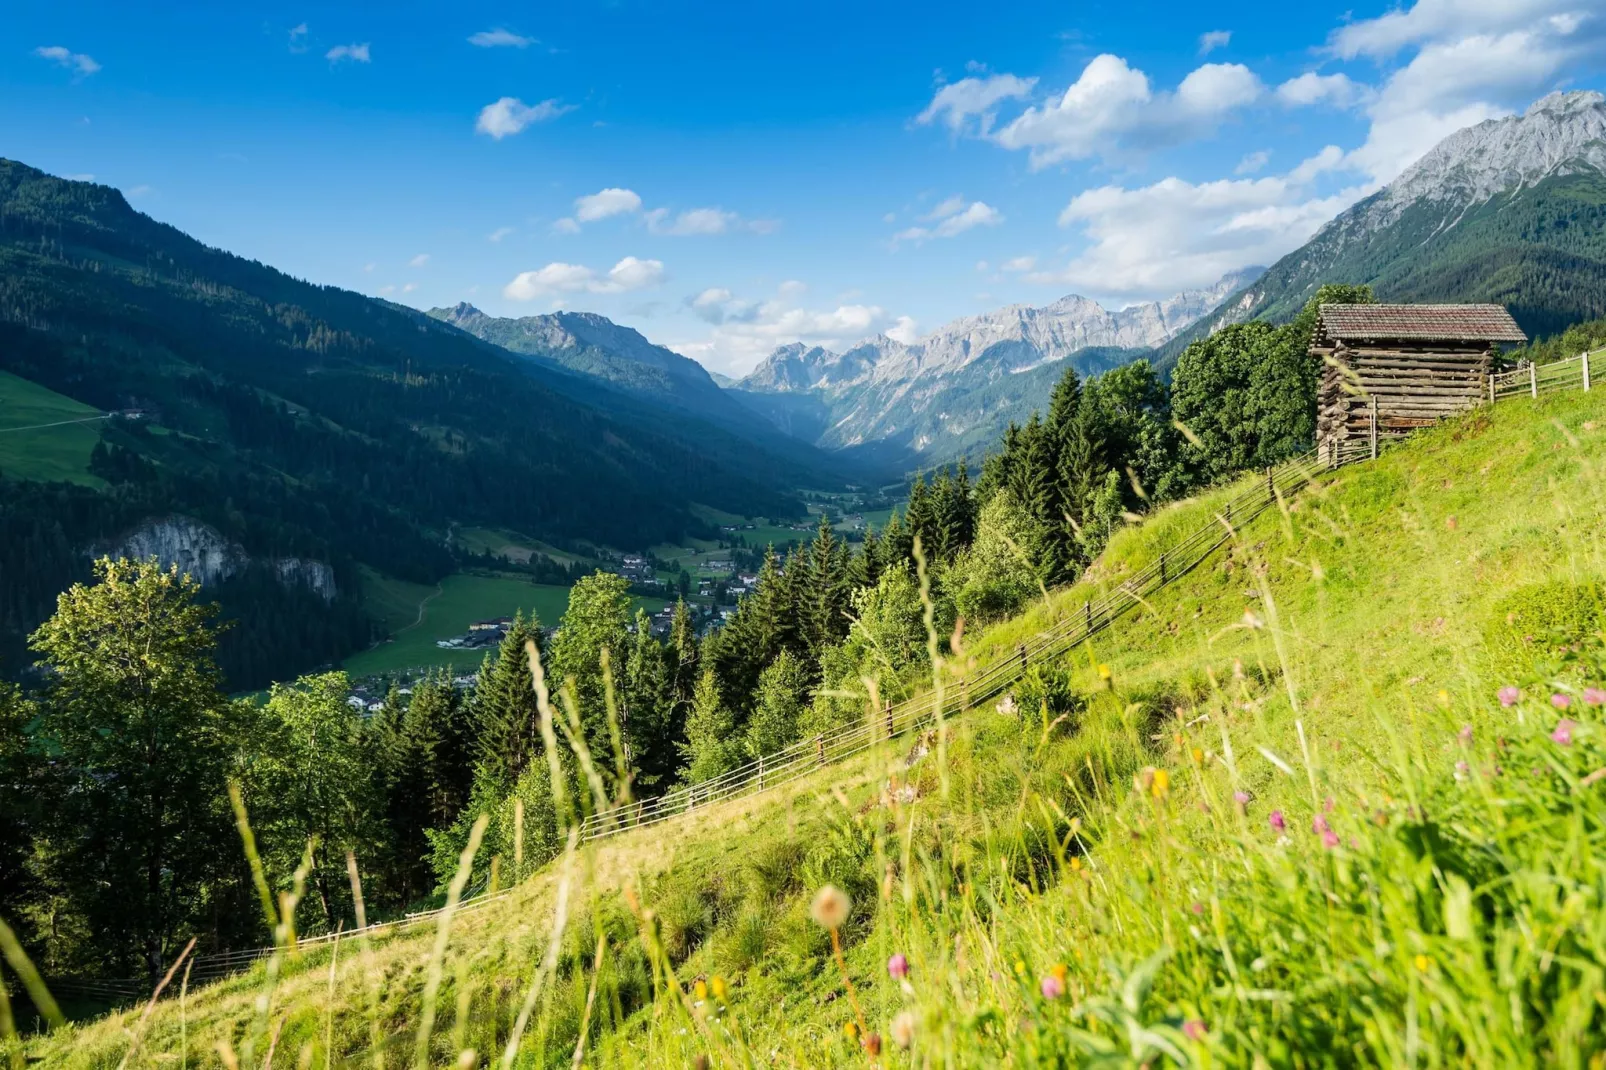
(1312, 303, 1527, 464)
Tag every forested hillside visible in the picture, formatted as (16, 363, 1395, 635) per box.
(0, 161, 803, 686)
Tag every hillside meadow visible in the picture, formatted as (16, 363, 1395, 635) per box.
(17, 385, 1606, 1067)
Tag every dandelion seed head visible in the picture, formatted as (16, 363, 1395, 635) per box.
(891, 1011, 916, 1049)
(810, 885, 851, 929)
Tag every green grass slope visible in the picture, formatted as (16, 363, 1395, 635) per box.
(0, 370, 105, 486)
(24, 387, 1606, 1068)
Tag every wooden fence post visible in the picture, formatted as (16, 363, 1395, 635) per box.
(1018, 644, 1028, 674)
(1265, 467, 1274, 501)
(1369, 396, 1378, 461)
(757, 754, 765, 791)
(1084, 600, 1092, 632)
(1584, 351, 1592, 392)
(1159, 552, 1167, 584)
(1488, 374, 1496, 405)
(1531, 362, 1538, 398)
(816, 734, 826, 767)
(884, 699, 894, 740)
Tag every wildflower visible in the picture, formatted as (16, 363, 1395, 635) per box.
(1458, 724, 1473, 747)
(1312, 814, 1330, 835)
(710, 975, 728, 1002)
(1134, 767, 1155, 794)
(891, 1011, 916, 1049)
(887, 953, 910, 980)
(1323, 796, 1335, 813)
(1552, 719, 1577, 747)
(1097, 663, 1111, 680)
(1553, 693, 1573, 710)
(1233, 790, 1251, 813)
(1498, 686, 1520, 708)
(843, 1021, 858, 1040)
(1151, 769, 1170, 799)
(1436, 689, 1451, 708)
(1321, 829, 1340, 849)
(1455, 760, 1470, 781)
(1269, 810, 1286, 833)
(1182, 1019, 1207, 1041)
(1190, 901, 1204, 916)
(862, 1033, 882, 1056)
(1013, 958, 1025, 976)
(810, 885, 852, 929)
(1190, 746, 1204, 764)
(1050, 963, 1068, 982)
(1414, 954, 1430, 973)
(1584, 687, 1606, 707)
(1040, 974, 1065, 999)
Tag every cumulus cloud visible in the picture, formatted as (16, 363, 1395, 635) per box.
(503, 257, 666, 300)
(916, 73, 1039, 134)
(891, 197, 1003, 246)
(1027, 149, 1370, 298)
(475, 97, 575, 139)
(1199, 30, 1232, 55)
(468, 28, 535, 47)
(325, 43, 371, 63)
(990, 54, 1264, 167)
(1235, 149, 1271, 174)
(670, 282, 908, 374)
(574, 187, 643, 222)
(34, 45, 100, 77)
(1276, 71, 1372, 108)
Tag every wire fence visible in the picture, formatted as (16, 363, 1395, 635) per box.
(37, 344, 1602, 1010)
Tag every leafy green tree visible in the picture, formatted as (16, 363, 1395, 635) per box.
(28, 558, 239, 979)
(0, 682, 37, 939)
(256, 672, 373, 926)
(679, 669, 740, 785)
(951, 492, 1041, 626)
(745, 650, 809, 758)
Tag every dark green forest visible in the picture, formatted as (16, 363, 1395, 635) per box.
(0, 161, 819, 686)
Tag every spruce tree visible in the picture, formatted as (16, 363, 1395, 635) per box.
(744, 650, 809, 759)
(623, 608, 674, 790)
(679, 669, 740, 784)
(469, 613, 544, 796)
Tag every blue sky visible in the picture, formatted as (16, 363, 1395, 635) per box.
(5, 1, 1605, 374)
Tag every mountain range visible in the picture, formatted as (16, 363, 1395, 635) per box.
(727, 270, 1262, 463)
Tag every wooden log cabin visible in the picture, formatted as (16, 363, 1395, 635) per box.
(1313, 303, 1527, 464)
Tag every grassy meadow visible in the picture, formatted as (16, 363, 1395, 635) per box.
(347, 572, 667, 677)
(19, 387, 1606, 1067)
(0, 371, 106, 486)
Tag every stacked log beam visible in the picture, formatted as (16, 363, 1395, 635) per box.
(1315, 341, 1491, 462)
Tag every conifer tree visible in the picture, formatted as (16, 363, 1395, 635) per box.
(623, 608, 674, 790)
(850, 526, 883, 592)
(679, 668, 740, 784)
(667, 597, 698, 712)
(745, 650, 809, 758)
(549, 571, 632, 763)
(469, 613, 543, 795)
(801, 513, 849, 654)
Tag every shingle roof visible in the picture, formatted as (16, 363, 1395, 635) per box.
(1317, 303, 1527, 344)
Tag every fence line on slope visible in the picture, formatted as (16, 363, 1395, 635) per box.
(43, 345, 1601, 1009)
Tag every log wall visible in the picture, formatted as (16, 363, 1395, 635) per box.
(1314, 342, 1492, 463)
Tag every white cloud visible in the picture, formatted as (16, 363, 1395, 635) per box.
(886, 316, 920, 344)
(575, 187, 642, 222)
(1001, 255, 1037, 272)
(325, 43, 371, 63)
(34, 45, 100, 77)
(288, 23, 309, 52)
(991, 54, 1264, 167)
(487, 226, 515, 243)
(475, 97, 575, 139)
(363, 262, 376, 273)
(1234, 149, 1271, 174)
(1199, 30, 1232, 55)
(670, 282, 906, 374)
(916, 73, 1039, 134)
(402, 283, 418, 293)
(125, 184, 153, 199)
(1331, 1, 1606, 183)
(1276, 71, 1372, 108)
(468, 28, 535, 48)
(408, 253, 430, 268)
(378, 285, 396, 295)
(646, 206, 737, 235)
(503, 256, 666, 300)
(891, 198, 1003, 246)
(550, 217, 582, 234)
(1030, 155, 1370, 298)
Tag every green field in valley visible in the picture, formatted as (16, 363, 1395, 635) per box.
(0, 371, 107, 486)
(346, 571, 666, 677)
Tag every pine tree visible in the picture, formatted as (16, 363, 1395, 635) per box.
(849, 526, 883, 592)
(623, 608, 674, 790)
(679, 669, 740, 784)
(469, 613, 544, 796)
(802, 513, 849, 654)
(881, 509, 911, 570)
(904, 474, 937, 559)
